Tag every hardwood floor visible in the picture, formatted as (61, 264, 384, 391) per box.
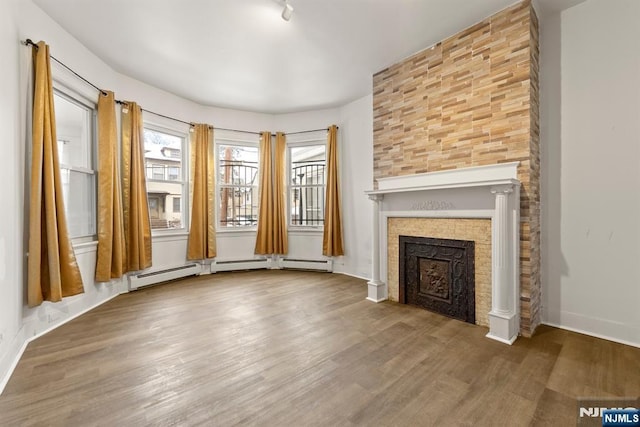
(0, 270, 638, 426)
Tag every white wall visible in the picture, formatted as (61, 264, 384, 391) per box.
(540, 0, 640, 346)
(336, 95, 374, 279)
(0, 0, 25, 394)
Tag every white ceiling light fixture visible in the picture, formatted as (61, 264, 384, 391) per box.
(281, 2, 293, 21)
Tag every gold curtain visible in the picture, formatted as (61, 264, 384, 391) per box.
(254, 132, 274, 254)
(272, 132, 288, 254)
(187, 124, 216, 259)
(95, 91, 126, 281)
(121, 102, 152, 271)
(27, 41, 84, 307)
(322, 125, 344, 256)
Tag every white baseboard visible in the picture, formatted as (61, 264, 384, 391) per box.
(0, 326, 28, 396)
(334, 270, 370, 281)
(542, 321, 639, 349)
(0, 292, 121, 396)
(542, 308, 639, 349)
(486, 331, 518, 345)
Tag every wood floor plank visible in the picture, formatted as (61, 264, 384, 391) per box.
(0, 270, 638, 426)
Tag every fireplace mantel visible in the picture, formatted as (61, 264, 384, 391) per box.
(365, 162, 521, 344)
(369, 162, 520, 194)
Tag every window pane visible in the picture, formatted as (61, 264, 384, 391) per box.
(54, 93, 92, 170)
(147, 181, 183, 229)
(54, 91, 96, 240)
(290, 187, 325, 226)
(143, 128, 185, 230)
(219, 186, 258, 227)
(218, 144, 259, 227)
(60, 169, 95, 238)
(290, 145, 325, 226)
(290, 145, 326, 185)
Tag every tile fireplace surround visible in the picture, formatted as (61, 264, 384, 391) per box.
(365, 162, 521, 344)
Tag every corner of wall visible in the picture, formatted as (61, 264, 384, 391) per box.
(0, 324, 28, 395)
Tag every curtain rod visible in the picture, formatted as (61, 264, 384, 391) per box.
(286, 128, 337, 136)
(216, 127, 338, 137)
(117, 100, 193, 127)
(23, 39, 108, 96)
(22, 38, 338, 137)
(120, 103, 258, 134)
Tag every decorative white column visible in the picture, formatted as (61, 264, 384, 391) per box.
(487, 184, 518, 344)
(367, 194, 386, 302)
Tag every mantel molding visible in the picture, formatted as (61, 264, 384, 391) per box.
(366, 162, 520, 195)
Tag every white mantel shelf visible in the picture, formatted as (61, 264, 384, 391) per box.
(365, 162, 522, 345)
(366, 162, 521, 195)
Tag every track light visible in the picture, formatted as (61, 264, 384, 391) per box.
(282, 2, 293, 21)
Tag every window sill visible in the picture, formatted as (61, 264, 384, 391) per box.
(151, 230, 189, 242)
(289, 227, 324, 234)
(217, 227, 257, 235)
(72, 240, 98, 255)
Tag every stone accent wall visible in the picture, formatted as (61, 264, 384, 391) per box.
(388, 218, 492, 327)
(373, 1, 540, 336)
(527, 5, 541, 336)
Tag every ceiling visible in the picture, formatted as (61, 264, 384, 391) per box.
(33, 0, 577, 114)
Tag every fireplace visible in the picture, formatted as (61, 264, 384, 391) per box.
(399, 236, 475, 324)
(365, 162, 521, 344)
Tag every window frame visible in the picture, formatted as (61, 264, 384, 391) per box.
(286, 134, 327, 231)
(142, 123, 189, 235)
(215, 133, 260, 233)
(53, 86, 98, 244)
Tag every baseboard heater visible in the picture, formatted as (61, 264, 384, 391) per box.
(280, 258, 333, 272)
(210, 258, 332, 273)
(128, 263, 201, 290)
(211, 259, 269, 273)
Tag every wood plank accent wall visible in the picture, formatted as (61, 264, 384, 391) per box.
(372, 1, 540, 336)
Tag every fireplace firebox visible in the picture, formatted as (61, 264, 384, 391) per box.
(399, 235, 475, 324)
